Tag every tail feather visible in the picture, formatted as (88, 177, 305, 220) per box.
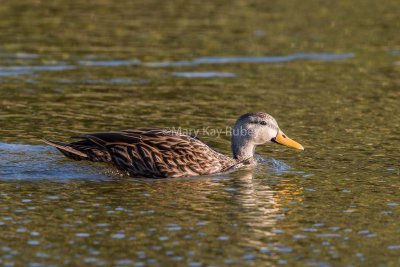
(42, 139, 88, 160)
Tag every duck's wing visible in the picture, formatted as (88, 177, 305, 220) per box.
(54, 128, 234, 178)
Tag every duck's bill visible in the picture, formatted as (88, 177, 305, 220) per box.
(273, 130, 304, 150)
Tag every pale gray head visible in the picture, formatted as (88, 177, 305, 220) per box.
(231, 112, 303, 160)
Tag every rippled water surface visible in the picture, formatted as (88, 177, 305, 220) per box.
(0, 0, 399, 266)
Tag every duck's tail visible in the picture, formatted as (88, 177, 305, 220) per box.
(42, 139, 88, 160)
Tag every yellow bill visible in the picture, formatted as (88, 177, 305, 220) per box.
(273, 130, 304, 150)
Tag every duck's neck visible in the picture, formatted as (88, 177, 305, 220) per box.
(231, 136, 255, 161)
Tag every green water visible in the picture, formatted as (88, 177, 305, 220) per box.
(0, 0, 399, 266)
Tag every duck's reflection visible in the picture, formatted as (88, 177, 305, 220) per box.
(226, 169, 281, 248)
(88, 164, 304, 251)
(223, 165, 304, 247)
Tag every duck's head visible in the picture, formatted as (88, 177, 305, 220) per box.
(231, 112, 304, 160)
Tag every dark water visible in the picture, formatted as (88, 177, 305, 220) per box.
(0, 0, 399, 266)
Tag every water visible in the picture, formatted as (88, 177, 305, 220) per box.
(0, 0, 399, 266)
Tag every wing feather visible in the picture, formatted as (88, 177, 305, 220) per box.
(47, 128, 235, 178)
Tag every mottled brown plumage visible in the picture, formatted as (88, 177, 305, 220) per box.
(44, 112, 304, 178)
(44, 128, 237, 178)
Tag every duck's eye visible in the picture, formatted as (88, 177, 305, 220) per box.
(260, 121, 267, 125)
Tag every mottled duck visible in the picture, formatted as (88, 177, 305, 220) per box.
(44, 112, 303, 178)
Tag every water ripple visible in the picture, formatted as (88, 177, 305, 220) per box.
(172, 72, 236, 78)
(256, 156, 291, 173)
(146, 52, 354, 67)
(56, 78, 147, 85)
(193, 53, 354, 64)
(0, 142, 110, 180)
(0, 52, 39, 59)
(78, 59, 140, 67)
(0, 65, 75, 77)
(0, 52, 353, 78)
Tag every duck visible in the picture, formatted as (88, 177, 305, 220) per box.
(43, 112, 304, 178)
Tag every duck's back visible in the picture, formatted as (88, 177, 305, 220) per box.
(46, 128, 235, 178)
